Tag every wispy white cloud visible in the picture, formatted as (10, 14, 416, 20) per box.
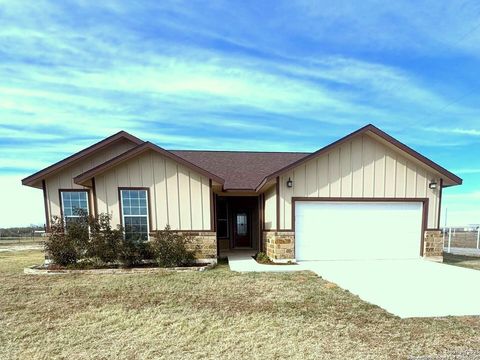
(426, 127, 480, 136)
(452, 168, 480, 174)
(0, 158, 51, 171)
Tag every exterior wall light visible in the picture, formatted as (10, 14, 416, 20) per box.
(429, 181, 438, 190)
(286, 177, 293, 188)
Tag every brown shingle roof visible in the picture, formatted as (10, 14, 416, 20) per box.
(170, 150, 310, 190)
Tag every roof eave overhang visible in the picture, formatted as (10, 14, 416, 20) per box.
(22, 131, 144, 188)
(74, 142, 225, 186)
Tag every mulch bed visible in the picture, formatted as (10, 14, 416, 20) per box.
(252, 256, 297, 265)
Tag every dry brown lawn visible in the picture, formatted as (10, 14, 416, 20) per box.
(444, 253, 480, 270)
(1, 250, 480, 360)
(443, 231, 479, 249)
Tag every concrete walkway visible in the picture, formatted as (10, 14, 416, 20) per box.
(227, 252, 306, 272)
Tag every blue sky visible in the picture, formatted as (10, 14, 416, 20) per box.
(1, 0, 480, 227)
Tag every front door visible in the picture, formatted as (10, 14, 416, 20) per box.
(233, 210, 251, 248)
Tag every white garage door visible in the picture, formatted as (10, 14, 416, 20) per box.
(295, 201, 423, 261)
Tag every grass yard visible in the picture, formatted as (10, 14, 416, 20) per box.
(0, 237, 45, 245)
(1, 251, 480, 360)
(444, 253, 480, 270)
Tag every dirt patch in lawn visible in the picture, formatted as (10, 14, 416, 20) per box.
(1, 250, 479, 360)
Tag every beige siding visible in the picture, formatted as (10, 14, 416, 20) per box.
(280, 172, 294, 229)
(152, 154, 168, 229)
(340, 143, 352, 197)
(45, 139, 137, 220)
(374, 142, 386, 197)
(363, 135, 375, 197)
(317, 156, 329, 196)
(201, 177, 211, 230)
(278, 134, 441, 229)
(305, 160, 317, 196)
(190, 173, 204, 230)
(264, 185, 277, 230)
(351, 137, 363, 197)
(328, 149, 341, 196)
(95, 150, 212, 231)
(384, 148, 397, 197)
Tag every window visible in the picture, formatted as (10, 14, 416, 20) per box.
(236, 213, 248, 236)
(216, 198, 229, 238)
(120, 189, 149, 241)
(60, 191, 89, 226)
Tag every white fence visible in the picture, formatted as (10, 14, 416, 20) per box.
(442, 226, 480, 255)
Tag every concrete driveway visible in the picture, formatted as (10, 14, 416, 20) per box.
(301, 259, 480, 318)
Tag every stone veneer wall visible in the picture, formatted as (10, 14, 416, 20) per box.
(261, 230, 440, 262)
(262, 231, 295, 261)
(423, 230, 443, 261)
(168, 231, 217, 261)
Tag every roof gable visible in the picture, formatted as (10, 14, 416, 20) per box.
(73, 142, 225, 186)
(22, 131, 143, 188)
(257, 124, 462, 190)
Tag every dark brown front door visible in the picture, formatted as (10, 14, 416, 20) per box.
(233, 210, 251, 248)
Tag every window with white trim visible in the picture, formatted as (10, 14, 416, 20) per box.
(60, 191, 89, 226)
(120, 189, 149, 241)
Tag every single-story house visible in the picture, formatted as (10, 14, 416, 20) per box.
(22, 124, 462, 262)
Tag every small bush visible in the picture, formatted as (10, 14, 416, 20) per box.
(45, 211, 187, 268)
(65, 208, 90, 256)
(150, 226, 195, 267)
(45, 217, 78, 266)
(254, 252, 271, 264)
(87, 212, 123, 264)
(117, 234, 146, 267)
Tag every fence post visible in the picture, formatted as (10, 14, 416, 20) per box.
(477, 228, 480, 250)
(448, 227, 452, 253)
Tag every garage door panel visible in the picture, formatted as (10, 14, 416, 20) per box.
(295, 202, 423, 261)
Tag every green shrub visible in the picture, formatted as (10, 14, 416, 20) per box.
(45, 210, 160, 268)
(44, 217, 78, 266)
(150, 226, 195, 267)
(117, 234, 147, 267)
(65, 208, 90, 256)
(86, 212, 123, 264)
(255, 252, 271, 264)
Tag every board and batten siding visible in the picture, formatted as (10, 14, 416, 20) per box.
(278, 134, 441, 229)
(95, 150, 212, 231)
(263, 185, 277, 230)
(44, 139, 137, 220)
